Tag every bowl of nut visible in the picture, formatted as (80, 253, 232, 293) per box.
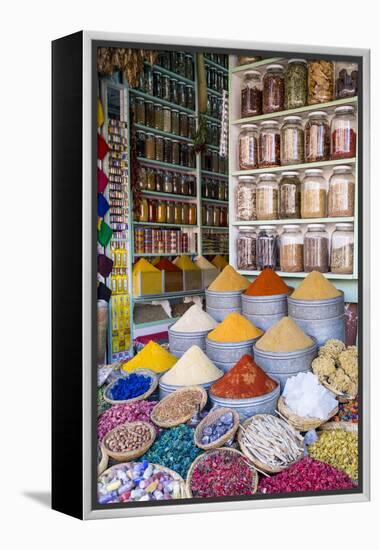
(102, 421, 157, 462)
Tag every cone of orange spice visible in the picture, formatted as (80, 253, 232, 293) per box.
(210, 354, 277, 399)
(244, 269, 291, 297)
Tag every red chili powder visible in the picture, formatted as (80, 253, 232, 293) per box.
(155, 258, 181, 272)
(210, 354, 277, 399)
(244, 268, 291, 297)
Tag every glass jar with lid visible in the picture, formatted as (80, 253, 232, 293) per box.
(180, 143, 189, 166)
(262, 64, 285, 114)
(172, 173, 181, 194)
(236, 175, 257, 221)
(137, 131, 146, 157)
(166, 201, 175, 224)
(188, 204, 197, 225)
(305, 111, 330, 163)
(239, 124, 259, 170)
(256, 173, 279, 220)
(136, 198, 149, 222)
(163, 172, 173, 194)
(331, 106, 357, 160)
(157, 51, 170, 69)
(330, 223, 354, 274)
(145, 133, 155, 160)
(176, 52, 186, 76)
(211, 150, 219, 173)
(155, 136, 164, 161)
(179, 113, 189, 137)
(218, 180, 226, 201)
(148, 199, 157, 222)
(308, 60, 334, 104)
(180, 175, 189, 196)
(188, 177, 196, 196)
(259, 120, 280, 167)
(138, 166, 148, 190)
(146, 169, 156, 191)
(212, 206, 221, 227)
(181, 202, 190, 224)
(284, 59, 308, 109)
(136, 97, 146, 125)
(154, 104, 164, 130)
(280, 225, 304, 272)
(328, 165, 355, 217)
(241, 70, 262, 118)
(304, 224, 329, 273)
(257, 225, 279, 270)
(162, 75, 171, 102)
(144, 64, 153, 95)
(220, 208, 228, 227)
(237, 228, 257, 270)
(279, 171, 301, 219)
(280, 116, 304, 165)
(177, 82, 186, 108)
(145, 101, 155, 127)
(172, 140, 180, 164)
(163, 138, 172, 164)
(335, 62, 358, 99)
(170, 79, 178, 104)
(188, 115, 196, 139)
(186, 86, 195, 110)
(153, 71, 162, 98)
(174, 203, 183, 224)
(157, 201, 167, 223)
(163, 107, 171, 133)
(301, 169, 328, 218)
(185, 54, 194, 80)
(202, 177, 210, 198)
(205, 205, 214, 226)
(171, 110, 180, 135)
(155, 171, 164, 192)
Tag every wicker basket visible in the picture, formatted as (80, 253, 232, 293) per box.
(98, 443, 109, 476)
(99, 462, 188, 500)
(237, 415, 304, 474)
(102, 421, 156, 462)
(277, 396, 339, 432)
(319, 421, 358, 433)
(104, 369, 158, 405)
(186, 447, 258, 498)
(194, 408, 239, 451)
(151, 386, 207, 428)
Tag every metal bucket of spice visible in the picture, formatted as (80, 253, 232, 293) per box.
(206, 337, 260, 373)
(209, 382, 280, 422)
(168, 327, 211, 358)
(242, 292, 288, 332)
(253, 337, 318, 391)
(288, 294, 345, 347)
(205, 290, 243, 322)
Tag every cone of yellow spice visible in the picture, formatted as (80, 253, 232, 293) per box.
(291, 271, 341, 301)
(122, 340, 177, 373)
(208, 312, 263, 343)
(208, 265, 250, 292)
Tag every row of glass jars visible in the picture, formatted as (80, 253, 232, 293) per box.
(137, 131, 196, 168)
(137, 65, 195, 109)
(202, 177, 229, 201)
(237, 223, 354, 274)
(205, 120, 221, 147)
(236, 166, 355, 221)
(239, 107, 356, 170)
(136, 199, 197, 225)
(201, 149, 229, 175)
(134, 227, 194, 255)
(202, 205, 228, 227)
(241, 60, 358, 118)
(156, 51, 195, 80)
(204, 53, 229, 68)
(206, 66, 228, 93)
(206, 94, 223, 119)
(133, 98, 196, 138)
(138, 167, 197, 196)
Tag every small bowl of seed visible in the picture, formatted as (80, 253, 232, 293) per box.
(103, 421, 156, 462)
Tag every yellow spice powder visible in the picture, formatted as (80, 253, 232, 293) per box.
(256, 317, 313, 352)
(174, 256, 199, 270)
(291, 271, 341, 300)
(208, 312, 263, 342)
(122, 340, 177, 373)
(208, 265, 250, 292)
(211, 255, 229, 269)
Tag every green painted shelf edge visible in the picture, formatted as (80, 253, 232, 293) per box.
(141, 190, 197, 200)
(138, 157, 196, 173)
(203, 114, 221, 125)
(129, 89, 195, 115)
(144, 61, 195, 86)
(232, 96, 358, 125)
(207, 87, 223, 98)
(231, 57, 283, 73)
(133, 317, 179, 329)
(134, 221, 198, 228)
(134, 123, 194, 143)
(232, 217, 354, 226)
(237, 269, 357, 280)
(201, 170, 228, 179)
(201, 225, 229, 231)
(202, 198, 229, 205)
(204, 57, 229, 73)
(133, 289, 205, 302)
(231, 158, 356, 177)
(133, 252, 195, 257)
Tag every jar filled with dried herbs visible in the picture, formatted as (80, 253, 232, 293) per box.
(239, 124, 259, 170)
(262, 64, 285, 113)
(145, 133, 155, 160)
(136, 97, 146, 125)
(305, 111, 330, 163)
(284, 59, 308, 109)
(335, 62, 358, 99)
(257, 225, 279, 270)
(280, 225, 304, 272)
(304, 224, 329, 273)
(236, 175, 257, 221)
(154, 104, 164, 131)
(280, 116, 304, 165)
(237, 228, 257, 270)
(256, 173, 279, 220)
(308, 60, 334, 104)
(279, 171, 301, 219)
(328, 165, 355, 217)
(259, 120, 280, 168)
(331, 223, 354, 274)
(301, 169, 328, 218)
(145, 101, 155, 128)
(241, 70, 262, 117)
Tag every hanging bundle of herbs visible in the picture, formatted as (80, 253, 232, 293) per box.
(97, 48, 158, 88)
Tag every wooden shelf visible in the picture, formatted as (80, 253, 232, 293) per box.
(232, 217, 354, 226)
(233, 97, 357, 125)
(231, 158, 356, 177)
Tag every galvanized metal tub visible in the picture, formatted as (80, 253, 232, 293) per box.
(205, 290, 243, 322)
(288, 293, 345, 347)
(253, 337, 318, 391)
(241, 292, 288, 332)
(208, 382, 280, 421)
(206, 336, 260, 373)
(168, 326, 212, 358)
(158, 378, 221, 401)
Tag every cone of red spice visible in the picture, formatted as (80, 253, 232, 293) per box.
(244, 268, 291, 297)
(210, 354, 277, 399)
(154, 258, 181, 272)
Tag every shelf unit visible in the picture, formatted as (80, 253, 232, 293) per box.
(228, 56, 359, 303)
(140, 190, 197, 201)
(134, 123, 194, 143)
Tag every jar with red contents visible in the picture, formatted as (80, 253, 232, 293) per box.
(331, 106, 357, 160)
